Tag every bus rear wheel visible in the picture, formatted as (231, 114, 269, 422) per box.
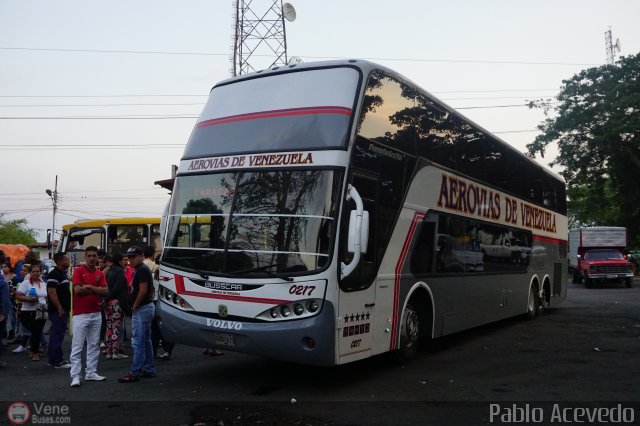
(398, 303, 421, 361)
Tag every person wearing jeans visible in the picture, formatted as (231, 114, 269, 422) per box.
(119, 246, 156, 383)
(47, 253, 72, 368)
(69, 246, 108, 387)
(15, 264, 48, 361)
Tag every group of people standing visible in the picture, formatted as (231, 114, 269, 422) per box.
(0, 245, 174, 386)
(1, 251, 57, 365)
(69, 245, 165, 385)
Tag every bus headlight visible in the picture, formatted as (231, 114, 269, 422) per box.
(159, 286, 194, 311)
(257, 298, 324, 321)
(307, 300, 319, 313)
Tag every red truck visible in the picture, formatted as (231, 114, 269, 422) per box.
(569, 227, 634, 288)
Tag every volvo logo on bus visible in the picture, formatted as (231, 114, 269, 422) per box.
(206, 318, 243, 330)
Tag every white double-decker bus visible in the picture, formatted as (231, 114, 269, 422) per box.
(157, 60, 568, 366)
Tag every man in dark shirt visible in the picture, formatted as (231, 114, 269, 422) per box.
(119, 246, 156, 382)
(47, 252, 72, 368)
(0, 251, 10, 367)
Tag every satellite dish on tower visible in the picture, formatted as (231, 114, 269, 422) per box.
(283, 2, 296, 22)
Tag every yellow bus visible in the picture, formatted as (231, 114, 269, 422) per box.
(59, 218, 162, 264)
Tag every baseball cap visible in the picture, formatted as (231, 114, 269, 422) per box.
(125, 246, 143, 257)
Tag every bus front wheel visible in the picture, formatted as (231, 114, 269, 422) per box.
(398, 303, 421, 361)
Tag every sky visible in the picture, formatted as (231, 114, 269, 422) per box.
(1, 0, 639, 243)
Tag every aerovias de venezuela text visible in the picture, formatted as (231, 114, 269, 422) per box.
(187, 152, 313, 171)
(437, 173, 557, 233)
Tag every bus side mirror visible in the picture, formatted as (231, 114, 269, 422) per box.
(341, 184, 364, 279)
(348, 210, 369, 254)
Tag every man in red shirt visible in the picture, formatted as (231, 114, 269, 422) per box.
(69, 246, 108, 387)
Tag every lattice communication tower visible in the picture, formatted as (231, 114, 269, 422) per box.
(604, 28, 621, 65)
(230, 0, 296, 76)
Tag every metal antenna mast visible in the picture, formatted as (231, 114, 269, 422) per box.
(604, 27, 621, 65)
(230, 1, 296, 76)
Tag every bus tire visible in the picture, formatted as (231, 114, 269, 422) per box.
(625, 278, 633, 288)
(397, 302, 422, 362)
(525, 285, 539, 320)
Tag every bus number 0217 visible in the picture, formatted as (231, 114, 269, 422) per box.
(289, 285, 316, 296)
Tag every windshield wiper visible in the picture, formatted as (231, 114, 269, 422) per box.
(230, 264, 293, 282)
(163, 256, 209, 279)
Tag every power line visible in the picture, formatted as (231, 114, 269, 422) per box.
(493, 129, 540, 134)
(0, 188, 166, 196)
(0, 144, 183, 147)
(0, 101, 556, 121)
(432, 88, 558, 94)
(0, 46, 600, 66)
(0, 102, 205, 107)
(0, 95, 559, 107)
(0, 89, 560, 98)
(0, 94, 207, 98)
(0, 115, 197, 120)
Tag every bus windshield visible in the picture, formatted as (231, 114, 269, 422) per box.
(163, 169, 342, 277)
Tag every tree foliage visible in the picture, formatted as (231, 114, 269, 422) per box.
(527, 52, 640, 246)
(0, 213, 38, 245)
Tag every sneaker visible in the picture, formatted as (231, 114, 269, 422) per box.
(53, 361, 72, 369)
(105, 354, 112, 360)
(159, 352, 172, 361)
(85, 373, 106, 381)
(12, 345, 27, 353)
(70, 377, 81, 387)
(118, 372, 140, 383)
(112, 353, 129, 360)
(141, 370, 156, 378)
(100, 342, 106, 349)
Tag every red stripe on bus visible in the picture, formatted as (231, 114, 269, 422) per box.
(174, 274, 186, 292)
(390, 212, 425, 351)
(533, 235, 567, 244)
(196, 106, 352, 129)
(173, 274, 289, 305)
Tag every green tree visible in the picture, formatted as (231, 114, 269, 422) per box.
(0, 213, 38, 244)
(527, 52, 640, 246)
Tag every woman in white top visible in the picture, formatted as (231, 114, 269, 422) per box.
(15, 263, 48, 361)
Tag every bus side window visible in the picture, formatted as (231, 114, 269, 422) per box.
(411, 219, 437, 274)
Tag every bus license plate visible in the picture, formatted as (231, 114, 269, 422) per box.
(214, 332, 236, 347)
(607, 274, 617, 279)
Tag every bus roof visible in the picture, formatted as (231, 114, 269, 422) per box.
(212, 59, 564, 184)
(61, 217, 161, 231)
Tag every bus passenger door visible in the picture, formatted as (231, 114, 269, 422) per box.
(337, 174, 377, 363)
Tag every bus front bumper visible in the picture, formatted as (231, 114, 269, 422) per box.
(156, 299, 336, 366)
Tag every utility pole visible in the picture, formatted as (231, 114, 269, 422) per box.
(605, 27, 621, 65)
(46, 175, 58, 259)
